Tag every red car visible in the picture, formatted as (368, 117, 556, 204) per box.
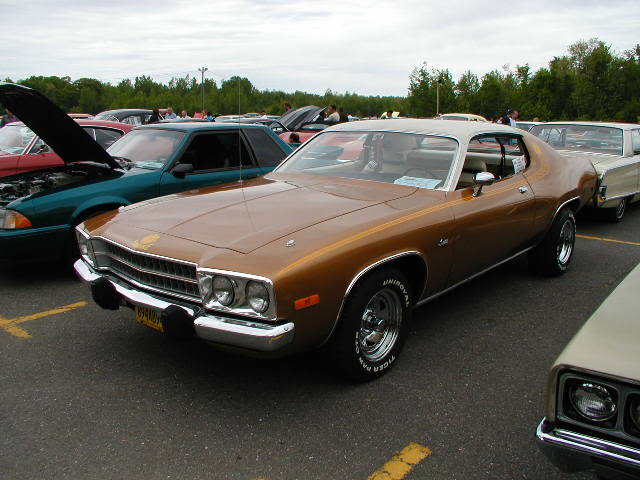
(0, 120, 134, 177)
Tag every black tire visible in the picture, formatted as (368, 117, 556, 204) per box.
(328, 268, 411, 382)
(604, 197, 627, 223)
(529, 208, 576, 277)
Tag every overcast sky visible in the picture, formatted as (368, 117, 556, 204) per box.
(1, 0, 638, 96)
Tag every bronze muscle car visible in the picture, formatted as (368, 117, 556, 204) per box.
(536, 262, 640, 479)
(75, 120, 597, 380)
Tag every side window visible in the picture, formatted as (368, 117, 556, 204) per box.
(243, 128, 287, 167)
(94, 128, 123, 149)
(632, 130, 640, 154)
(457, 135, 528, 189)
(123, 115, 142, 126)
(181, 132, 252, 172)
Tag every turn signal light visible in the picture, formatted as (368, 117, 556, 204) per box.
(294, 294, 320, 310)
(2, 210, 32, 229)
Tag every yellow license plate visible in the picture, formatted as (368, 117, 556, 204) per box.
(135, 306, 164, 332)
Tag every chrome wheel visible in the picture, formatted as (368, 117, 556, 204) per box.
(357, 287, 402, 362)
(557, 218, 575, 266)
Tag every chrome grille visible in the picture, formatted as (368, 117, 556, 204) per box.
(92, 239, 199, 299)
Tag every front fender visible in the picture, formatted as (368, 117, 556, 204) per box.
(71, 195, 131, 224)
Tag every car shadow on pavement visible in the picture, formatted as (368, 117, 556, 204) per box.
(0, 258, 77, 286)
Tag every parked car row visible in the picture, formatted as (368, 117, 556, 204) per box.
(1, 82, 639, 479)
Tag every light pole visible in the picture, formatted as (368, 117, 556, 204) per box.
(198, 66, 208, 112)
(436, 78, 442, 116)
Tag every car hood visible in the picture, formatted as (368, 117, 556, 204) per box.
(553, 262, 640, 385)
(278, 106, 324, 131)
(0, 83, 119, 169)
(107, 173, 417, 254)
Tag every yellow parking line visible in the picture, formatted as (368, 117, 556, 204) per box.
(576, 234, 640, 247)
(368, 443, 432, 480)
(0, 301, 87, 339)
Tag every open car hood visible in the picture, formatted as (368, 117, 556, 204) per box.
(278, 105, 324, 131)
(0, 83, 119, 169)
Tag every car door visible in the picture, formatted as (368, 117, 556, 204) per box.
(158, 130, 263, 196)
(448, 134, 536, 285)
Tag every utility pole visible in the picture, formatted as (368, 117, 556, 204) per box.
(436, 78, 442, 116)
(198, 66, 208, 112)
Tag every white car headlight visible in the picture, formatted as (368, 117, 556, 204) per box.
(197, 269, 275, 320)
(569, 382, 617, 422)
(212, 276, 235, 306)
(246, 281, 269, 313)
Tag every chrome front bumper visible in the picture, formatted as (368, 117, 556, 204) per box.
(74, 259, 294, 352)
(536, 418, 640, 475)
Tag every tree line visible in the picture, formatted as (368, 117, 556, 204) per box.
(407, 39, 640, 122)
(2, 38, 639, 122)
(0, 74, 402, 118)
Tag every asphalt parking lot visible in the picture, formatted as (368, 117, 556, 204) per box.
(2, 206, 639, 480)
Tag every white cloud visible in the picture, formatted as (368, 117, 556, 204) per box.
(0, 0, 638, 95)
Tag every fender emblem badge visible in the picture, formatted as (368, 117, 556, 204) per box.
(285, 239, 296, 247)
(437, 238, 449, 247)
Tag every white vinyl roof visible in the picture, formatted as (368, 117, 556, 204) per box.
(326, 118, 522, 140)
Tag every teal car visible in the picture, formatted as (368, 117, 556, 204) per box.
(0, 83, 293, 264)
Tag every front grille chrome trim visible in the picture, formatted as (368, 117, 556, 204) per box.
(91, 237, 200, 301)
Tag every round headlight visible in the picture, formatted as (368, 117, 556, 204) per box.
(246, 281, 269, 313)
(198, 275, 213, 303)
(630, 398, 640, 430)
(569, 382, 617, 422)
(212, 276, 235, 306)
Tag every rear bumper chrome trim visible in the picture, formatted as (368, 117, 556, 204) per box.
(74, 259, 294, 352)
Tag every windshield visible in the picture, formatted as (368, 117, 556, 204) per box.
(440, 115, 468, 121)
(531, 124, 624, 156)
(107, 129, 186, 169)
(0, 124, 36, 154)
(276, 131, 459, 190)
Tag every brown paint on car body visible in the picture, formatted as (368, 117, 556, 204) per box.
(84, 131, 597, 356)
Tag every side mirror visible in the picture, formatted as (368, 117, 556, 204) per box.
(171, 163, 194, 178)
(473, 171, 495, 197)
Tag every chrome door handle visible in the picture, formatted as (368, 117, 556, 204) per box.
(518, 186, 528, 194)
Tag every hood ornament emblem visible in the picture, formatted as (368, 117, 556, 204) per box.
(285, 239, 296, 247)
(133, 233, 160, 251)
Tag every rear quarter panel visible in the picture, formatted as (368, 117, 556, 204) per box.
(522, 134, 597, 236)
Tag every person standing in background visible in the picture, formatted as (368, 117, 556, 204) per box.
(283, 102, 292, 114)
(0, 109, 18, 127)
(338, 107, 348, 123)
(324, 105, 340, 124)
(164, 107, 177, 120)
(147, 109, 161, 124)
